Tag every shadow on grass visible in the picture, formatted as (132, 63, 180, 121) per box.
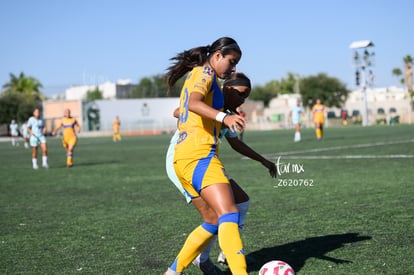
(52, 160, 121, 168)
(225, 232, 372, 274)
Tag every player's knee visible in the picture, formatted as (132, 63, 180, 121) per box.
(218, 212, 239, 225)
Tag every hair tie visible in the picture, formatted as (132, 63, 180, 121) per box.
(206, 45, 211, 53)
(221, 43, 241, 52)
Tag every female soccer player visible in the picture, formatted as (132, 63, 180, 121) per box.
(289, 98, 304, 142)
(166, 72, 277, 274)
(53, 108, 81, 167)
(9, 119, 19, 147)
(21, 119, 30, 148)
(27, 108, 48, 169)
(112, 116, 121, 142)
(312, 98, 328, 140)
(164, 37, 249, 275)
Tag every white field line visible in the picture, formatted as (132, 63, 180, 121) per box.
(243, 139, 414, 160)
(276, 154, 414, 159)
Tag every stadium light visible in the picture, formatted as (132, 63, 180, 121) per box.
(350, 40, 375, 126)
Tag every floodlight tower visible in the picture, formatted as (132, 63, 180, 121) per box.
(350, 40, 375, 126)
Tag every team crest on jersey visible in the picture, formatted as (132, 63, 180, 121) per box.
(177, 131, 187, 144)
(202, 66, 213, 76)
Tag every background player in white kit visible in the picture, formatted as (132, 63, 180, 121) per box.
(27, 108, 49, 169)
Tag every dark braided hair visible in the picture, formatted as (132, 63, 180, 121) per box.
(165, 37, 241, 92)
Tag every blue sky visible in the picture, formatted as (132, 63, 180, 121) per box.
(1, 0, 413, 96)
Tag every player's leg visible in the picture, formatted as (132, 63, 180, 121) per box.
(66, 137, 77, 167)
(202, 183, 247, 275)
(166, 158, 246, 275)
(165, 160, 219, 274)
(320, 123, 324, 138)
(190, 197, 222, 274)
(315, 122, 322, 140)
(40, 140, 48, 168)
(217, 179, 250, 265)
(31, 145, 38, 169)
(11, 134, 16, 146)
(294, 123, 301, 142)
(200, 160, 247, 274)
(24, 137, 29, 148)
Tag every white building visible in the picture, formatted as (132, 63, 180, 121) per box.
(65, 79, 136, 100)
(262, 86, 413, 129)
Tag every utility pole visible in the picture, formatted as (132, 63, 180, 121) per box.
(350, 40, 375, 126)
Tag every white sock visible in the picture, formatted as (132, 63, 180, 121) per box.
(42, 156, 48, 165)
(294, 132, 301, 141)
(32, 158, 38, 166)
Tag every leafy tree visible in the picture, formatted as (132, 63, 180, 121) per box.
(129, 74, 182, 98)
(280, 72, 300, 94)
(86, 87, 103, 100)
(299, 73, 350, 109)
(1, 72, 44, 123)
(0, 93, 38, 124)
(250, 80, 280, 107)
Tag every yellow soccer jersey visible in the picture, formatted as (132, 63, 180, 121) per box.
(113, 118, 120, 132)
(312, 103, 326, 124)
(61, 117, 78, 138)
(174, 66, 224, 160)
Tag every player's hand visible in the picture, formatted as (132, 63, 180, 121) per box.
(223, 114, 245, 133)
(262, 159, 278, 178)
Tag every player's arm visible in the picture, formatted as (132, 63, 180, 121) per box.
(188, 92, 245, 132)
(75, 120, 81, 133)
(173, 107, 179, 118)
(27, 122, 33, 136)
(225, 136, 277, 178)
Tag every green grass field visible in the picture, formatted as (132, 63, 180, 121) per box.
(1, 124, 413, 274)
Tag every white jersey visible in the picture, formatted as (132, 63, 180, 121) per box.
(9, 123, 19, 136)
(21, 123, 29, 138)
(28, 116, 45, 137)
(291, 105, 303, 124)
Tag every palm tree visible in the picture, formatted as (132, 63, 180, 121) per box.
(402, 55, 414, 110)
(403, 55, 413, 90)
(2, 72, 44, 101)
(392, 68, 403, 86)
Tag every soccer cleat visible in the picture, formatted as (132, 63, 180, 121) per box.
(163, 268, 187, 275)
(217, 251, 226, 265)
(198, 258, 222, 275)
(42, 164, 49, 169)
(33, 164, 39, 170)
